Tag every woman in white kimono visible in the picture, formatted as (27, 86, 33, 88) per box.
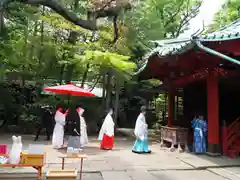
(132, 106, 151, 154)
(77, 107, 88, 147)
(52, 108, 66, 149)
(98, 109, 115, 150)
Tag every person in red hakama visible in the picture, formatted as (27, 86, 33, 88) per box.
(98, 109, 115, 150)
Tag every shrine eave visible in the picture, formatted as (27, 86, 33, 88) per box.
(136, 19, 240, 76)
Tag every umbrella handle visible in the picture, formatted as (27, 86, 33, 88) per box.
(74, 128, 80, 136)
(64, 109, 69, 115)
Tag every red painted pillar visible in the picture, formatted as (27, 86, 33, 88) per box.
(207, 71, 220, 155)
(168, 90, 175, 127)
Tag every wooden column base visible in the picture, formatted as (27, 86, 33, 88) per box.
(207, 143, 221, 156)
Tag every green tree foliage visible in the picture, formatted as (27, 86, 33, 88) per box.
(0, 2, 136, 83)
(123, 0, 202, 50)
(208, 0, 240, 32)
(0, 0, 205, 128)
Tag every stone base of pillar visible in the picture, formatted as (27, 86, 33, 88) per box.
(207, 143, 221, 156)
(177, 143, 183, 153)
(169, 142, 175, 152)
(184, 141, 189, 152)
(160, 139, 165, 148)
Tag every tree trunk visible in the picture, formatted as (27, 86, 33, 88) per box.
(21, 18, 29, 87)
(38, 6, 45, 63)
(59, 64, 65, 85)
(114, 76, 120, 127)
(64, 0, 79, 83)
(105, 69, 112, 110)
(29, 20, 38, 61)
(65, 64, 75, 84)
(80, 63, 90, 88)
(102, 70, 106, 107)
(89, 73, 100, 91)
(0, 8, 6, 38)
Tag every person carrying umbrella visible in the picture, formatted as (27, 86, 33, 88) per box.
(43, 83, 95, 150)
(67, 106, 82, 151)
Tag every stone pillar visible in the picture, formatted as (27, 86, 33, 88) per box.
(207, 71, 220, 156)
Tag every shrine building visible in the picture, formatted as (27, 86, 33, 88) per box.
(137, 20, 240, 157)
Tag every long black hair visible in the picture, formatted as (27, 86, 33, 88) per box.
(66, 106, 79, 121)
(140, 106, 146, 113)
(66, 105, 80, 136)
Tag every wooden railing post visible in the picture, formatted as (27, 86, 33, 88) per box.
(222, 120, 228, 155)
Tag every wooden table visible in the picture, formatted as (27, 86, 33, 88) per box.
(0, 164, 43, 180)
(59, 154, 87, 180)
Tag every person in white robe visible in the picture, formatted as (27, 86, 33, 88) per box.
(52, 108, 66, 149)
(132, 106, 151, 154)
(98, 109, 115, 150)
(77, 107, 88, 147)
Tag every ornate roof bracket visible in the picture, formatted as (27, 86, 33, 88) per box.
(193, 38, 240, 66)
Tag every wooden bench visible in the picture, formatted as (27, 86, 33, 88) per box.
(46, 170, 77, 180)
(0, 153, 44, 180)
(0, 164, 43, 180)
(58, 153, 87, 180)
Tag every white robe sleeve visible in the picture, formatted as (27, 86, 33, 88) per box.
(105, 115, 114, 137)
(80, 116, 88, 146)
(98, 114, 115, 140)
(134, 114, 147, 140)
(98, 118, 106, 141)
(81, 117, 87, 128)
(58, 114, 66, 126)
(80, 117, 86, 135)
(98, 123, 105, 141)
(54, 112, 60, 123)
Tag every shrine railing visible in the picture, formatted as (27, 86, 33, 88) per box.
(222, 117, 240, 156)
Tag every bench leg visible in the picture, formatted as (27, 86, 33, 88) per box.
(37, 167, 42, 180)
(80, 158, 83, 180)
(62, 158, 65, 170)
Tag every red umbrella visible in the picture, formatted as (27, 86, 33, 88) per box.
(43, 83, 95, 97)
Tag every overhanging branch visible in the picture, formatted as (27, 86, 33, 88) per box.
(2, 0, 131, 42)
(22, 0, 97, 30)
(164, 0, 184, 28)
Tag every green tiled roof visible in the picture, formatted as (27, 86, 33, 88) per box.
(147, 38, 193, 57)
(200, 20, 240, 41)
(135, 39, 193, 75)
(144, 19, 240, 59)
(136, 19, 240, 76)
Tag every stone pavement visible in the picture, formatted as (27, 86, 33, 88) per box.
(0, 135, 240, 179)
